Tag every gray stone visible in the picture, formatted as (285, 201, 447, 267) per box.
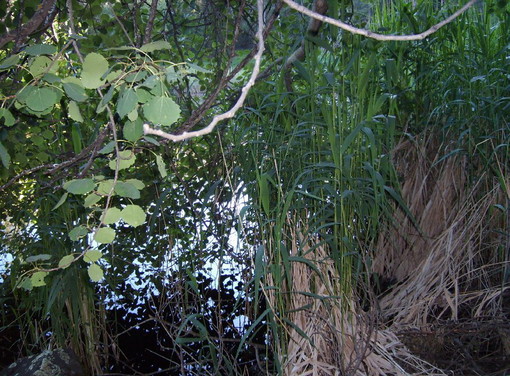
(0, 348, 84, 376)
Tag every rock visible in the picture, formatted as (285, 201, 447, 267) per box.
(0, 348, 84, 376)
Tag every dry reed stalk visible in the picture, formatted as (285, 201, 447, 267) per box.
(266, 216, 447, 375)
(375, 135, 508, 327)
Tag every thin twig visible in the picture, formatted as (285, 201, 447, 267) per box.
(283, 0, 478, 41)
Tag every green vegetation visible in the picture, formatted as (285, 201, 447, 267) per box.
(0, 0, 508, 374)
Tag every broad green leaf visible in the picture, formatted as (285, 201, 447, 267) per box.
(143, 96, 181, 126)
(136, 88, 152, 103)
(19, 277, 33, 291)
(124, 70, 147, 83)
(123, 119, 143, 142)
(31, 271, 48, 287)
(29, 56, 56, 76)
(103, 207, 122, 224)
(94, 227, 115, 244)
(88, 264, 104, 282)
(42, 73, 60, 83)
(25, 87, 58, 112)
(0, 108, 15, 126)
(0, 54, 20, 70)
(68, 101, 83, 122)
(127, 108, 138, 121)
(84, 250, 102, 263)
(64, 178, 95, 194)
(125, 179, 145, 190)
(25, 254, 52, 263)
(156, 155, 167, 178)
(25, 44, 57, 56)
(114, 181, 140, 199)
(0, 142, 10, 168)
(143, 136, 160, 146)
(97, 85, 115, 113)
(15, 85, 36, 104)
(99, 141, 116, 154)
(117, 88, 138, 118)
(122, 205, 146, 227)
(81, 52, 109, 89)
(52, 192, 68, 210)
(58, 255, 75, 269)
(140, 40, 172, 52)
(62, 78, 88, 102)
(96, 179, 115, 195)
(105, 70, 123, 82)
(84, 193, 102, 207)
(69, 225, 88, 241)
(186, 62, 211, 74)
(108, 150, 136, 170)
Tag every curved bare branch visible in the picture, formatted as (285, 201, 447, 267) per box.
(283, 0, 478, 41)
(143, 0, 266, 142)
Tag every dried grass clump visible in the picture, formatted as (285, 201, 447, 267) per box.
(374, 134, 508, 327)
(268, 218, 446, 376)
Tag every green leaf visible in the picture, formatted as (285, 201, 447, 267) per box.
(121, 205, 146, 227)
(25, 254, 52, 263)
(136, 88, 153, 103)
(103, 207, 122, 224)
(143, 96, 181, 126)
(31, 271, 48, 287)
(0, 108, 15, 126)
(18, 278, 33, 291)
(0, 141, 11, 168)
(68, 101, 83, 122)
(84, 193, 102, 207)
(58, 255, 75, 269)
(125, 179, 145, 190)
(124, 70, 147, 83)
(88, 264, 104, 282)
(143, 136, 160, 146)
(156, 155, 167, 178)
(0, 54, 20, 70)
(97, 85, 115, 113)
(42, 73, 61, 83)
(69, 225, 88, 241)
(25, 44, 57, 56)
(140, 40, 172, 52)
(62, 77, 88, 102)
(114, 181, 140, 199)
(99, 141, 116, 154)
(105, 70, 123, 82)
(25, 87, 58, 112)
(81, 52, 109, 89)
(52, 192, 68, 210)
(64, 178, 95, 194)
(84, 250, 102, 263)
(96, 179, 115, 195)
(123, 119, 143, 142)
(117, 88, 138, 118)
(94, 227, 115, 244)
(108, 150, 136, 170)
(127, 108, 138, 121)
(29, 56, 56, 76)
(258, 173, 270, 216)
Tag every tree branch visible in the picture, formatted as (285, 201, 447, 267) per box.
(144, 0, 270, 141)
(283, 0, 478, 41)
(143, 0, 160, 45)
(0, 0, 58, 49)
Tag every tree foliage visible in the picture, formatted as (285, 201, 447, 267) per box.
(0, 0, 509, 374)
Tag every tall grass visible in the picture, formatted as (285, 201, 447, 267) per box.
(233, 0, 509, 374)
